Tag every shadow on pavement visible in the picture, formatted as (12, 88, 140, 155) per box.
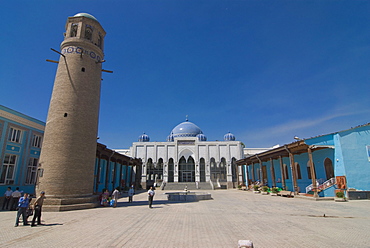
(99, 199, 195, 208)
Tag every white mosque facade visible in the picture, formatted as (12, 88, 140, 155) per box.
(117, 120, 246, 189)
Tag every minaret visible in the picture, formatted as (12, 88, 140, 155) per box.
(37, 13, 106, 211)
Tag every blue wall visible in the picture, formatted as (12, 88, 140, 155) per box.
(337, 125, 370, 190)
(244, 124, 370, 195)
(0, 105, 44, 196)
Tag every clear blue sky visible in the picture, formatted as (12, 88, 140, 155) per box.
(1, 0, 369, 149)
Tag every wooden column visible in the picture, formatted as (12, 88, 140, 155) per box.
(251, 163, 255, 182)
(286, 147, 298, 194)
(307, 146, 318, 198)
(270, 158, 276, 187)
(279, 156, 286, 189)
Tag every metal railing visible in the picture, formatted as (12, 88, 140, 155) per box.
(305, 177, 335, 194)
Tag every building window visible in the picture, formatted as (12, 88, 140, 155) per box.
(98, 34, 103, 48)
(85, 26, 93, 40)
(8, 127, 22, 143)
(307, 162, 312, 179)
(283, 164, 289, 179)
(0, 154, 17, 184)
(26, 158, 38, 184)
(32, 134, 42, 148)
(295, 163, 302, 179)
(324, 158, 334, 180)
(70, 23, 78, 37)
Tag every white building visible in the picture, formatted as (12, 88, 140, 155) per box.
(117, 119, 254, 189)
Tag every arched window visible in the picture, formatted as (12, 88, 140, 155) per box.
(231, 158, 237, 182)
(220, 158, 226, 180)
(85, 26, 93, 40)
(98, 34, 103, 48)
(200, 158, 206, 182)
(210, 158, 216, 168)
(306, 161, 312, 179)
(168, 158, 174, 182)
(324, 158, 334, 180)
(295, 162, 302, 179)
(70, 23, 78, 37)
(283, 164, 289, 179)
(157, 158, 163, 170)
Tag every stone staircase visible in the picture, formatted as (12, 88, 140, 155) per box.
(162, 182, 213, 191)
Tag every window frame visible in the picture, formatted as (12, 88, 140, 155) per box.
(0, 154, 17, 184)
(26, 157, 38, 185)
(8, 127, 22, 143)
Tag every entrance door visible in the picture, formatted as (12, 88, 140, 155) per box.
(182, 172, 192, 182)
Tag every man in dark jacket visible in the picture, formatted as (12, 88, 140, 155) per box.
(31, 191, 46, 227)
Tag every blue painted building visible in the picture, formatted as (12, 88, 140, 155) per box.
(0, 105, 45, 195)
(237, 123, 370, 198)
(95, 143, 141, 194)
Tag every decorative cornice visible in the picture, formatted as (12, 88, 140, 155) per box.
(0, 109, 45, 131)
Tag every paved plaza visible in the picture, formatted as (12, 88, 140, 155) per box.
(1, 189, 369, 248)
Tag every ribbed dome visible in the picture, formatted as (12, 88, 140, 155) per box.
(224, 132, 236, 141)
(196, 133, 207, 141)
(170, 121, 203, 138)
(138, 133, 150, 142)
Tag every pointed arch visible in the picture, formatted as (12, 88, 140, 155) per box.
(211, 158, 227, 182)
(178, 156, 195, 182)
(231, 157, 237, 182)
(200, 158, 206, 182)
(168, 158, 174, 182)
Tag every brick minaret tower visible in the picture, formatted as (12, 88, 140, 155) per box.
(37, 13, 106, 211)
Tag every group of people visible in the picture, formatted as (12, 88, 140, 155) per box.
(5, 184, 156, 228)
(3, 187, 46, 227)
(100, 185, 136, 207)
(2, 187, 22, 211)
(99, 185, 156, 209)
(10, 191, 45, 227)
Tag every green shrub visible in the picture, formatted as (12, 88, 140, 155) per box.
(336, 191, 344, 198)
(271, 187, 280, 193)
(261, 186, 269, 192)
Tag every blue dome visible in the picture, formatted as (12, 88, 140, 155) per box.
(171, 121, 203, 138)
(224, 132, 236, 141)
(73, 13, 98, 22)
(196, 133, 207, 141)
(138, 133, 150, 142)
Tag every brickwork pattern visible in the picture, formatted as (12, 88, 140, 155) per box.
(1, 190, 369, 247)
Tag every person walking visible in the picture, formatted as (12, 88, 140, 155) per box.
(15, 193, 30, 227)
(111, 188, 119, 208)
(11, 187, 22, 211)
(31, 191, 46, 226)
(2, 187, 13, 210)
(128, 185, 135, 203)
(148, 186, 155, 208)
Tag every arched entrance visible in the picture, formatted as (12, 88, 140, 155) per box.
(200, 158, 206, 182)
(168, 158, 174, 182)
(178, 156, 195, 182)
(324, 158, 334, 180)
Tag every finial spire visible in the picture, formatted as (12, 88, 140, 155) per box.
(186, 115, 188, 121)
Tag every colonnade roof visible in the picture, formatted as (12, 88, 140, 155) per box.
(236, 141, 331, 165)
(97, 143, 141, 166)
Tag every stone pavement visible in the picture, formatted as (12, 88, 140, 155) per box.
(1, 189, 370, 248)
